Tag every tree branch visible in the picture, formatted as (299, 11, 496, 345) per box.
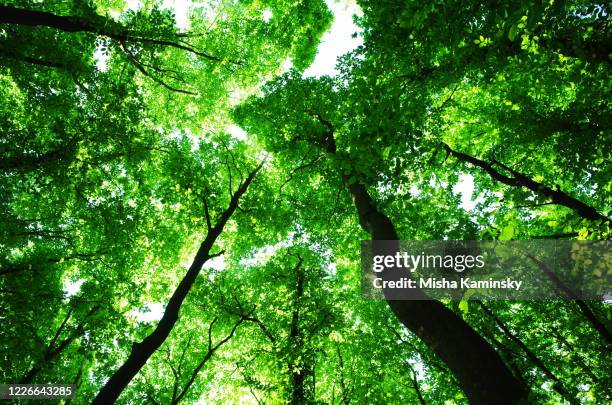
(443, 143, 610, 223)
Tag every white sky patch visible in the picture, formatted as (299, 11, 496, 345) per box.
(162, 0, 191, 29)
(126, 0, 140, 12)
(164, 129, 201, 150)
(281, 58, 293, 73)
(409, 358, 427, 380)
(226, 125, 247, 140)
(203, 254, 226, 271)
(134, 303, 165, 323)
(453, 174, 474, 210)
(453, 173, 485, 211)
(240, 238, 293, 267)
(326, 262, 337, 276)
(262, 9, 273, 22)
(93, 44, 109, 72)
(64, 278, 84, 298)
(117, 0, 362, 78)
(303, 0, 363, 78)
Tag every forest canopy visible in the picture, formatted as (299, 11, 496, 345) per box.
(0, 0, 610, 403)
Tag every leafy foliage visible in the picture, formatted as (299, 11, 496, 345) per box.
(0, 0, 610, 403)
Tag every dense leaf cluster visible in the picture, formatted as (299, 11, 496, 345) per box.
(0, 0, 609, 403)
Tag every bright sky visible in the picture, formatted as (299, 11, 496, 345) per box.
(145, 0, 364, 77)
(122, 0, 363, 141)
(453, 174, 481, 211)
(303, 0, 363, 77)
(227, 0, 362, 142)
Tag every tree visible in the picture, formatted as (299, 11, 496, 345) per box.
(1, 0, 609, 403)
(235, 74, 529, 403)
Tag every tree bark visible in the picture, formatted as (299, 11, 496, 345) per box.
(0, 147, 75, 172)
(355, 186, 528, 403)
(92, 161, 263, 404)
(443, 144, 610, 224)
(0, 6, 106, 33)
(0, 5, 221, 61)
(314, 120, 529, 404)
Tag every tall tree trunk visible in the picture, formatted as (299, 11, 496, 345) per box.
(314, 119, 529, 403)
(93, 162, 263, 404)
(350, 181, 528, 403)
(0, 6, 119, 34)
(0, 147, 76, 172)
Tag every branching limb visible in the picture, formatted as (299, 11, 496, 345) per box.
(119, 43, 198, 95)
(443, 143, 610, 223)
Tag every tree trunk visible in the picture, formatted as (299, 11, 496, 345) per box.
(93, 162, 263, 404)
(0, 6, 122, 35)
(20, 305, 98, 384)
(315, 123, 529, 404)
(356, 185, 529, 403)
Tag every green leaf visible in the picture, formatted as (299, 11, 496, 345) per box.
(382, 146, 391, 159)
(500, 225, 515, 240)
(508, 24, 518, 41)
(458, 300, 469, 314)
